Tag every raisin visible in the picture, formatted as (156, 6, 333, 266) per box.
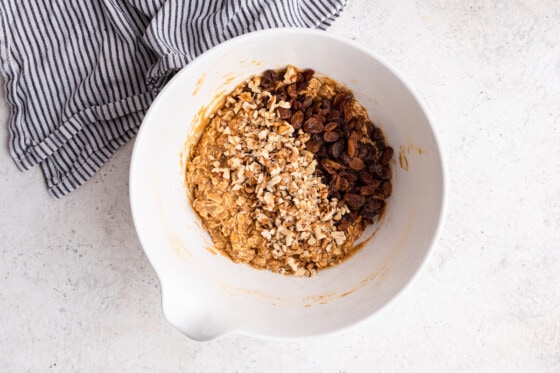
(311, 133, 323, 142)
(275, 92, 287, 102)
(305, 140, 322, 153)
(368, 163, 383, 177)
(333, 175, 351, 192)
(341, 152, 352, 165)
(263, 69, 276, 80)
(365, 121, 376, 137)
(381, 165, 392, 180)
(301, 95, 313, 109)
(340, 171, 358, 182)
(332, 92, 345, 108)
(361, 144, 377, 161)
(314, 98, 331, 116)
(359, 184, 378, 196)
(379, 181, 392, 198)
(321, 159, 345, 174)
(313, 113, 325, 124)
(343, 103, 353, 123)
(286, 84, 298, 98)
(333, 91, 353, 109)
(340, 152, 352, 165)
(337, 219, 352, 231)
(262, 69, 279, 89)
(302, 69, 315, 81)
(297, 80, 309, 91)
(340, 121, 351, 138)
(290, 110, 304, 129)
(323, 131, 340, 142)
(381, 146, 394, 165)
(327, 110, 340, 122)
(349, 157, 365, 171)
(303, 117, 324, 133)
(330, 141, 344, 158)
(328, 177, 338, 193)
(316, 145, 328, 158)
(277, 107, 292, 119)
(358, 171, 376, 185)
(347, 130, 360, 158)
(371, 127, 384, 140)
(305, 106, 314, 119)
(354, 116, 366, 135)
(362, 199, 383, 213)
(329, 174, 349, 195)
(344, 193, 366, 210)
(324, 121, 338, 132)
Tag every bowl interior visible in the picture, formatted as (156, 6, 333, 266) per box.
(130, 29, 445, 340)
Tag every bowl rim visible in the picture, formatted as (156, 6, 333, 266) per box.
(129, 27, 448, 341)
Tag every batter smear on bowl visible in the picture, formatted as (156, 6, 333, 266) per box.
(186, 65, 393, 276)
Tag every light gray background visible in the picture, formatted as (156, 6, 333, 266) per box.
(1, 0, 559, 371)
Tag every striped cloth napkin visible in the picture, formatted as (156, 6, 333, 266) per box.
(0, 0, 346, 197)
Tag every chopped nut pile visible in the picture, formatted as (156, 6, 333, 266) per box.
(186, 66, 393, 276)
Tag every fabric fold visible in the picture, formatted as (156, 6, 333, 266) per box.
(0, 0, 347, 197)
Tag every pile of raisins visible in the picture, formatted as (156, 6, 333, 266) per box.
(262, 68, 393, 229)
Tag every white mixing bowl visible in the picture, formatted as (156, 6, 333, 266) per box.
(130, 28, 446, 341)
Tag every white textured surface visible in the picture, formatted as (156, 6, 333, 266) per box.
(1, 0, 559, 371)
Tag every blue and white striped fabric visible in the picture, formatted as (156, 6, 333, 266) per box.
(0, 0, 346, 197)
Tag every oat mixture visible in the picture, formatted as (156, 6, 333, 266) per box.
(186, 66, 393, 276)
